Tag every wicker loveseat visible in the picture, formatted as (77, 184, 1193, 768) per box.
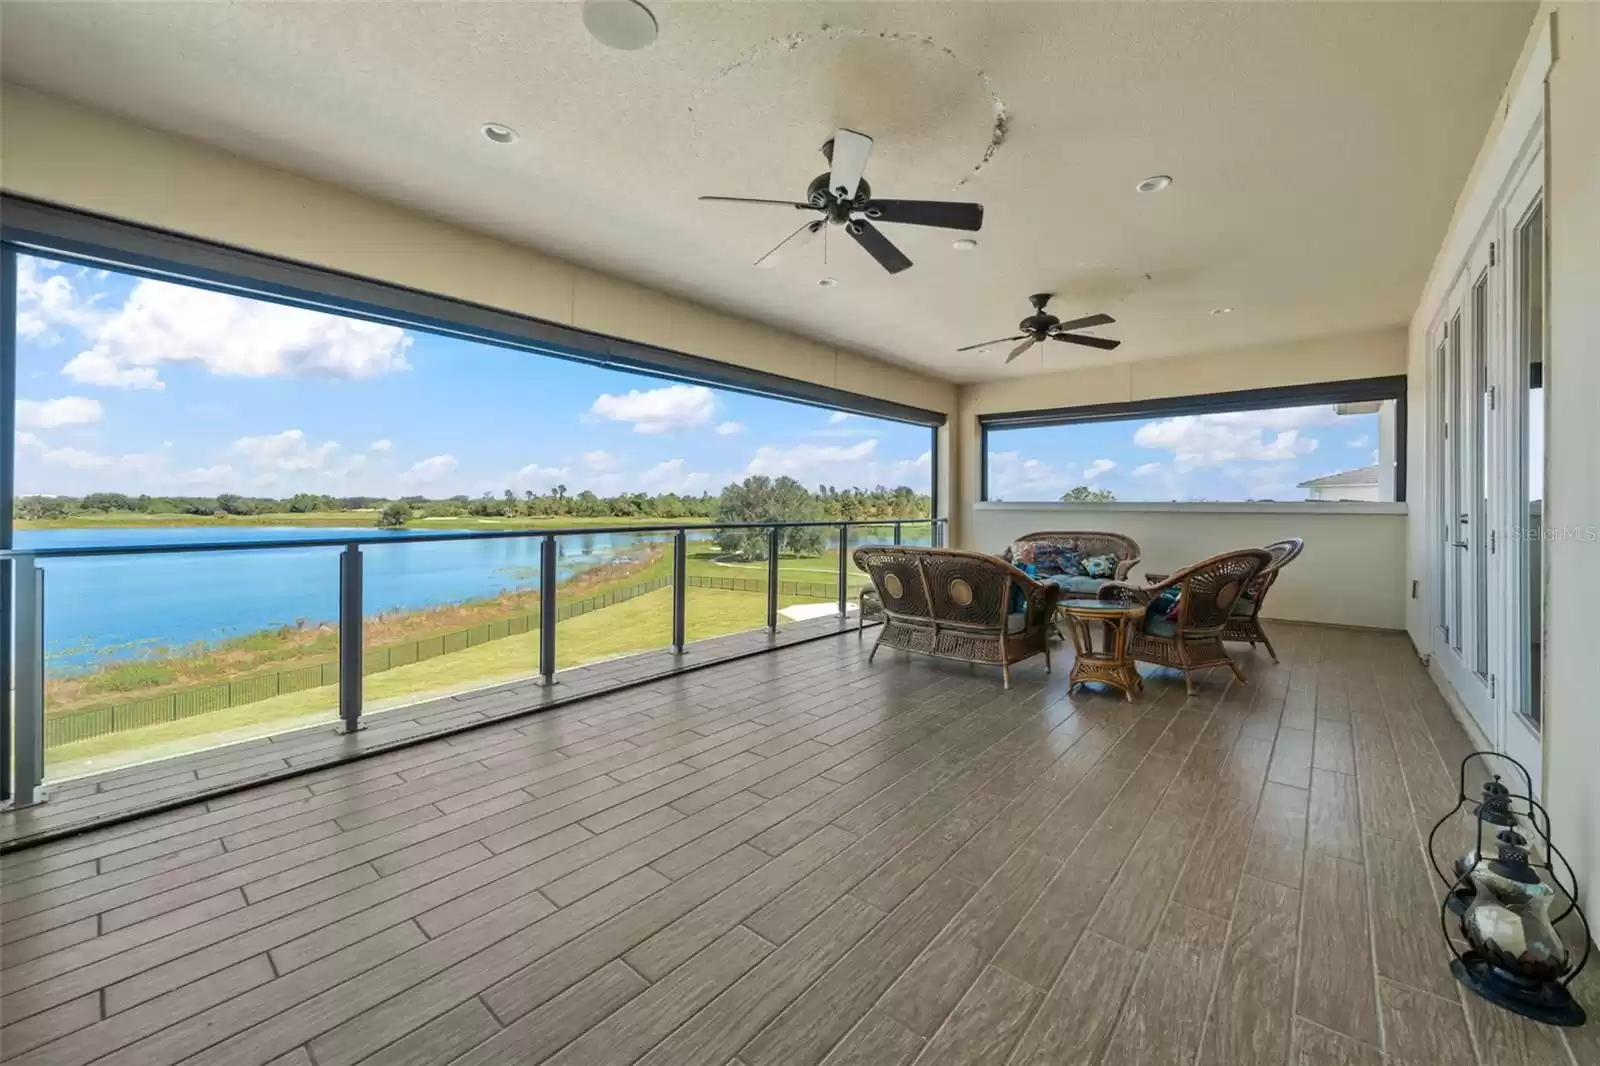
(1001, 531, 1142, 599)
(853, 546, 1060, 688)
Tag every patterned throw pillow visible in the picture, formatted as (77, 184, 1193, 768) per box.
(1151, 587, 1182, 619)
(1032, 545, 1083, 578)
(1081, 553, 1118, 579)
(1009, 542, 1037, 565)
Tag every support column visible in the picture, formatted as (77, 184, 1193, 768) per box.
(11, 557, 44, 806)
(672, 529, 687, 653)
(338, 544, 365, 734)
(766, 527, 781, 633)
(539, 535, 558, 685)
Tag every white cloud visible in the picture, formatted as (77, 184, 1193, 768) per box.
(582, 450, 619, 471)
(402, 454, 458, 485)
(40, 446, 114, 471)
(16, 258, 104, 342)
(1132, 462, 1163, 477)
(229, 429, 342, 473)
(589, 384, 715, 435)
(177, 464, 236, 486)
(747, 438, 878, 478)
(638, 457, 716, 494)
(828, 412, 854, 424)
(514, 462, 571, 492)
(1133, 405, 1334, 471)
(1347, 434, 1371, 449)
(369, 439, 393, 453)
(16, 396, 104, 429)
(714, 421, 745, 436)
(63, 278, 412, 390)
(1082, 458, 1117, 481)
(16, 431, 45, 452)
(985, 451, 1077, 501)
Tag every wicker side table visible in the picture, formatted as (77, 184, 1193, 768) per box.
(1059, 599, 1146, 702)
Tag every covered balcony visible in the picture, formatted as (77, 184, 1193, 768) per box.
(4, 3, 1600, 1066)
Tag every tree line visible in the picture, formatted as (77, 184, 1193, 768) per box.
(15, 482, 933, 542)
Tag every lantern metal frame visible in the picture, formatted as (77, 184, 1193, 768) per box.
(1427, 751, 1590, 1027)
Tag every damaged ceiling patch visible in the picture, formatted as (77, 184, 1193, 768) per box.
(703, 24, 1009, 189)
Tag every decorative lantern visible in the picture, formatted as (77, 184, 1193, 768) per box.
(1428, 752, 1590, 1026)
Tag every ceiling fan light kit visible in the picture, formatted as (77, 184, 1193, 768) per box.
(700, 127, 984, 276)
(958, 293, 1123, 363)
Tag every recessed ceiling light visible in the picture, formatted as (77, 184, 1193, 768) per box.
(1210, 306, 1233, 315)
(952, 238, 978, 251)
(817, 277, 838, 288)
(582, 0, 658, 50)
(1136, 175, 1173, 193)
(481, 123, 518, 145)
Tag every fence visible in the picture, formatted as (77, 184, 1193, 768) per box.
(44, 575, 675, 748)
(685, 573, 868, 599)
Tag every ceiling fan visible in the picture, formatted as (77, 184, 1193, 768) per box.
(699, 128, 984, 276)
(958, 293, 1122, 363)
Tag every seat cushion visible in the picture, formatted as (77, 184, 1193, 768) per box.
(1230, 596, 1258, 617)
(1006, 611, 1029, 634)
(1045, 574, 1110, 596)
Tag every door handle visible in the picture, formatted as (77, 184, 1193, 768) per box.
(1453, 541, 1470, 549)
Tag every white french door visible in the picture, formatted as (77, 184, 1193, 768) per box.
(1433, 234, 1495, 740)
(1429, 136, 1545, 790)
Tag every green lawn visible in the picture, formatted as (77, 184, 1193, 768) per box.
(43, 585, 855, 780)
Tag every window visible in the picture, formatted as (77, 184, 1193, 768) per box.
(3, 203, 942, 783)
(981, 378, 1406, 504)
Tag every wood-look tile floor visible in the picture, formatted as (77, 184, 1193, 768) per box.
(2, 622, 1594, 1066)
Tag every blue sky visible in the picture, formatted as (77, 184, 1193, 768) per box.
(12, 256, 933, 499)
(987, 403, 1388, 502)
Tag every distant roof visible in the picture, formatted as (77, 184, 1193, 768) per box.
(1298, 465, 1380, 488)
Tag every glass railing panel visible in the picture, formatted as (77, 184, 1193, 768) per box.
(773, 524, 844, 630)
(38, 543, 340, 782)
(553, 530, 675, 671)
(683, 524, 772, 645)
(358, 533, 544, 715)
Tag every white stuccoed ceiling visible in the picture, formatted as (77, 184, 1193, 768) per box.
(0, 1, 1534, 383)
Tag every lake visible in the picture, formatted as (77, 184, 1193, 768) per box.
(12, 524, 930, 670)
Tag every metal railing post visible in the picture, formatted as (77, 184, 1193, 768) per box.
(672, 530, 687, 653)
(893, 521, 903, 546)
(338, 544, 365, 733)
(11, 556, 45, 806)
(539, 535, 558, 685)
(933, 519, 944, 548)
(837, 524, 849, 619)
(766, 526, 781, 633)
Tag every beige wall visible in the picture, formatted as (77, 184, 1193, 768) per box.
(1543, 2, 1600, 934)
(0, 83, 958, 423)
(950, 327, 1408, 544)
(1404, 5, 1600, 926)
(970, 503, 1408, 631)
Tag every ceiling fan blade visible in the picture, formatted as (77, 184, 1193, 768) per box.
(699, 196, 815, 210)
(829, 128, 874, 201)
(847, 220, 912, 275)
(955, 334, 1026, 353)
(865, 199, 984, 231)
(1052, 333, 1123, 351)
(1005, 338, 1038, 363)
(754, 220, 823, 269)
(1052, 312, 1115, 333)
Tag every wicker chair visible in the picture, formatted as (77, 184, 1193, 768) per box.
(853, 546, 1061, 689)
(1098, 548, 1273, 695)
(1222, 538, 1304, 662)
